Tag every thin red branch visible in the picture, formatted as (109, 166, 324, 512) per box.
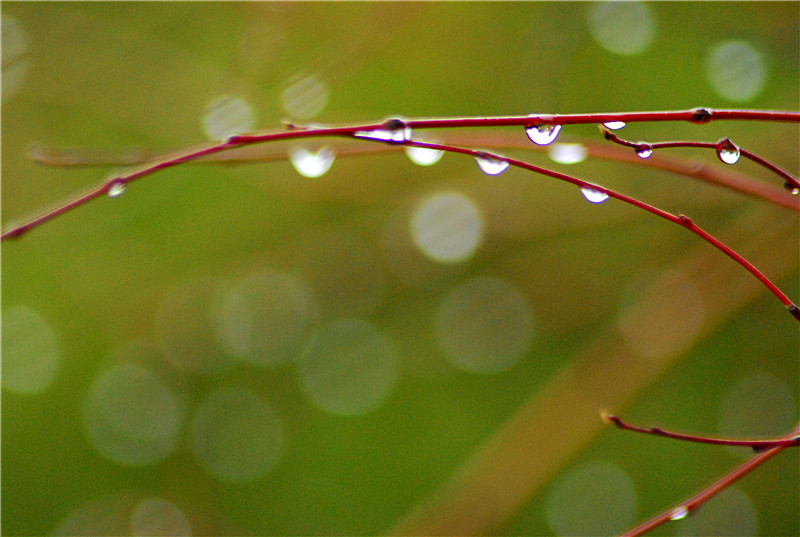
(602, 130, 800, 191)
(619, 421, 800, 537)
(395, 139, 799, 319)
(603, 414, 800, 450)
(5, 109, 798, 241)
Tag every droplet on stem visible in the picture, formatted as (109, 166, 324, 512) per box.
(475, 152, 509, 175)
(354, 117, 412, 143)
(603, 121, 626, 130)
(690, 107, 712, 124)
(580, 186, 609, 203)
(669, 506, 690, 521)
(107, 180, 126, 198)
(784, 181, 800, 195)
(525, 123, 562, 146)
(716, 137, 740, 164)
(288, 145, 335, 178)
(405, 145, 444, 166)
(635, 143, 653, 159)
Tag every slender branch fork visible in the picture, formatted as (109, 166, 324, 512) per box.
(4, 107, 799, 535)
(4, 109, 798, 315)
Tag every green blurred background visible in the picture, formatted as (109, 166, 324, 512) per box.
(2, 3, 798, 536)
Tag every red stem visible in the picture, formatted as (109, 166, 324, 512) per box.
(620, 421, 800, 537)
(602, 130, 800, 190)
(604, 414, 800, 450)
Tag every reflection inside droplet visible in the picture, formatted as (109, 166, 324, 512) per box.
(475, 153, 509, 175)
(716, 137, 740, 164)
(406, 145, 444, 166)
(525, 123, 562, 146)
(580, 187, 609, 204)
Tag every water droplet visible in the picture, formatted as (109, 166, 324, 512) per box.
(580, 187, 609, 203)
(107, 180, 126, 197)
(354, 117, 412, 143)
(548, 143, 587, 165)
(784, 182, 800, 195)
(690, 107, 713, 124)
(716, 137, 740, 164)
(635, 143, 653, 159)
(526, 123, 562, 146)
(669, 506, 690, 521)
(475, 152, 509, 175)
(288, 145, 335, 178)
(405, 145, 443, 166)
(603, 121, 626, 130)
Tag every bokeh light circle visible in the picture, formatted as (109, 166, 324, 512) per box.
(718, 371, 796, 458)
(410, 190, 485, 264)
(211, 268, 317, 368)
(545, 460, 637, 536)
(587, 1, 655, 56)
(83, 363, 183, 466)
(299, 318, 398, 416)
(202, 95, 255, 140)
(2, 305, 61, 394)
(130, 497, 191, 537)
(435, 276, 535, 374)
(706, 40, 767, 102)
(190, 386, 284, 483)
(676, 487, 757, 536)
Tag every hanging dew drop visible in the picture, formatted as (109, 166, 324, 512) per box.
(580, 186, 609, 203)
(475, 153, 509, 175)
(603, 121, 626, 130)
(288, 145, 335, 178)
(405, 145, 443, 166)
(669, 506, 690, 521)
(635, 144, 653, 159)
(716, 137, 740, 164)
(786, 182, 800, 195)
(354, 117, 411, 143)
(525, 123, 562, 146)
(107, 180, 126, 198)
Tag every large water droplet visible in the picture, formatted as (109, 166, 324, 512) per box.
(548, 143, 587, 165)
(475, 153, 509, 175)
(603, 121, 626, 130)
(669, 506, 690, 521)
(635, 143, 653, 159)
(405, 145, 444, 166)
(716, 137, 740, 164)
(288, 146, 335, 178)
(785, 182, 800, 195)
(107, 180, 126, 198)
(526, 123, 562, 146)
(354, 117, 411, 143)
(580, 186, 609, 203)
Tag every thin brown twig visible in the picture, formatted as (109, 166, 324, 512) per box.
(619, 421, 800, 537)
